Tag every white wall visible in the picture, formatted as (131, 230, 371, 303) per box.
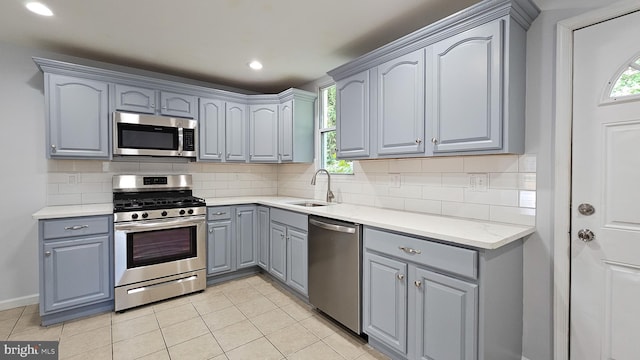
(0, 42, 48, 308)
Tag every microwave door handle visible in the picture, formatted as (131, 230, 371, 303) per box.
(178, 127, 184, 155)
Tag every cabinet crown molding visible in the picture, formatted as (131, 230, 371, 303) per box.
(327, 0, 540, 81)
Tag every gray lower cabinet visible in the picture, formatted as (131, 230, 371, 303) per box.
(269, 208, 308, 296)
(257, 206, 271, 270)
(364, 226, 522, 360)
(236, 206, 258, 269)
(45, 73, 110, 159)
(207, 218, 233, 275)
(363, 251, 408, 354)
(207, 205, 257, 275)
(336, 70, 370, 158)
(39, 215, 113, 325)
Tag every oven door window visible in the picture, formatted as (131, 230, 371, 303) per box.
(127, 226, 197, 268)
(117, 123, 179, 151)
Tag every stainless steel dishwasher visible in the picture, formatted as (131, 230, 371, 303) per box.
(308, 215, 362, 334)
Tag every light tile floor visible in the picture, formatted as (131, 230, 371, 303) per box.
(0, 274, 390, 360)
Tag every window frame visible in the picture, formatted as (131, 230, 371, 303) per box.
(316, 82, 353, 175)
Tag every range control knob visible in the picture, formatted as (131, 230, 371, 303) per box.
(188, 209, 194, 215)
(161, 211, 168, 217)
(131, 213, 139, 220)
(141, 212, 149, 219)
(179, 209, 186, 215)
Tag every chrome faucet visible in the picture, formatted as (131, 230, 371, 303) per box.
(311, 169, 335, 203)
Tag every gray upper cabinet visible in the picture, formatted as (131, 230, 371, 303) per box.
(427, 19, 504, 154)
(249, 104, 279, 162)
(336, 71, 370, 158)
(225, 102, 248, 162)
(160, 91, 197, 118)
(199, 98, 225, 161)
(114, 84, 197, 119)
(46, 74, 110, 159)
(279, 100, 294, 161)
(277, 90, 316, 163)
(113, 84, 155, 114)
(328, 0, 538, 159)
(376, 49, 425, 156)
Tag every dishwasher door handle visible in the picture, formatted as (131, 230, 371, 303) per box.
(309, 218, 357, 234)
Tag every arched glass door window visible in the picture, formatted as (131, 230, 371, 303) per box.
(607, 55, 640, 101)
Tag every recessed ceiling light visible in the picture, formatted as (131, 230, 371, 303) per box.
(248, 60, 263, 70)
(26, 2, 53, 16)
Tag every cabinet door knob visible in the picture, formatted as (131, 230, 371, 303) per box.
(209, 228, 213, 233)
(51, 144, 56, 153)
(414, 280, 422, 288)
(280, 234, 284, 238)
(45, 251, 51, 257)
(218, 152, 222, 157)
(415, 138, 422, 144)
(431, 138, 438, 144)
(397, 273, 405, 280)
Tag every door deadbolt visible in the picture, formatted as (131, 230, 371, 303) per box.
(578, 203, 595, 216)
(577, 229, 595, 242)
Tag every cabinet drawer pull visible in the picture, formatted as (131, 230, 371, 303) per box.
(414, 280, 422, 288)
(65, 225, 89, 231)
(399, 246, 422, 255)
(213, 212, 225, 216)
(397, 273, 405, 280)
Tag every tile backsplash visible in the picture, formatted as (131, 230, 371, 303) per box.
(277, 154, 536, 226)
(46, 154, 535, 226)
(45, 160, 278, 205)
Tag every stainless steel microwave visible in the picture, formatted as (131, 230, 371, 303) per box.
(113, 112, 197, 158)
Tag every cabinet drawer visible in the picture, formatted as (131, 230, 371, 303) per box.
(271, 208, 307, 231)
(42, 216, 110, 240)
(364, 227, 477, 279)
(207, 206, 232, 221)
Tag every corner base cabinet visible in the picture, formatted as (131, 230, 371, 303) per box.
(38, 215, 114, 325)
(363, 227, 523, 360)
(206, 206, 257, 276)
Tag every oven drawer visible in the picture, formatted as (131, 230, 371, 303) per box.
(42, 216, 111, 240)
(207, 206, 232, 221)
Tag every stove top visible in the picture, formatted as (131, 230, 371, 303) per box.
(112, 174, 206, 222)
(113, 194, 206, 212)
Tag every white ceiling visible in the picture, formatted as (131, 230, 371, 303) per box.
(0, 0, 613, 93)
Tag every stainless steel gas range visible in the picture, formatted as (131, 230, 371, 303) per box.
(112, 174, 206, 312)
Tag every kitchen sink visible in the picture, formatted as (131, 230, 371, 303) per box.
(290, 201, 330, 207)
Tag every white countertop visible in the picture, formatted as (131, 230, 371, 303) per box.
(32, 196, 535, 250)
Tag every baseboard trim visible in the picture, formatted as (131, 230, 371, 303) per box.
(0, 294, 39, 311)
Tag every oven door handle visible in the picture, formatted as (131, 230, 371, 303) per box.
(114, 215, 205, 232)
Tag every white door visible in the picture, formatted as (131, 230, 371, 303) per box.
(572, 10, 640, 360)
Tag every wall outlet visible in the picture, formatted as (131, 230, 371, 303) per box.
(389, 173, 401, 188)
(469, 173, 488, 192)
